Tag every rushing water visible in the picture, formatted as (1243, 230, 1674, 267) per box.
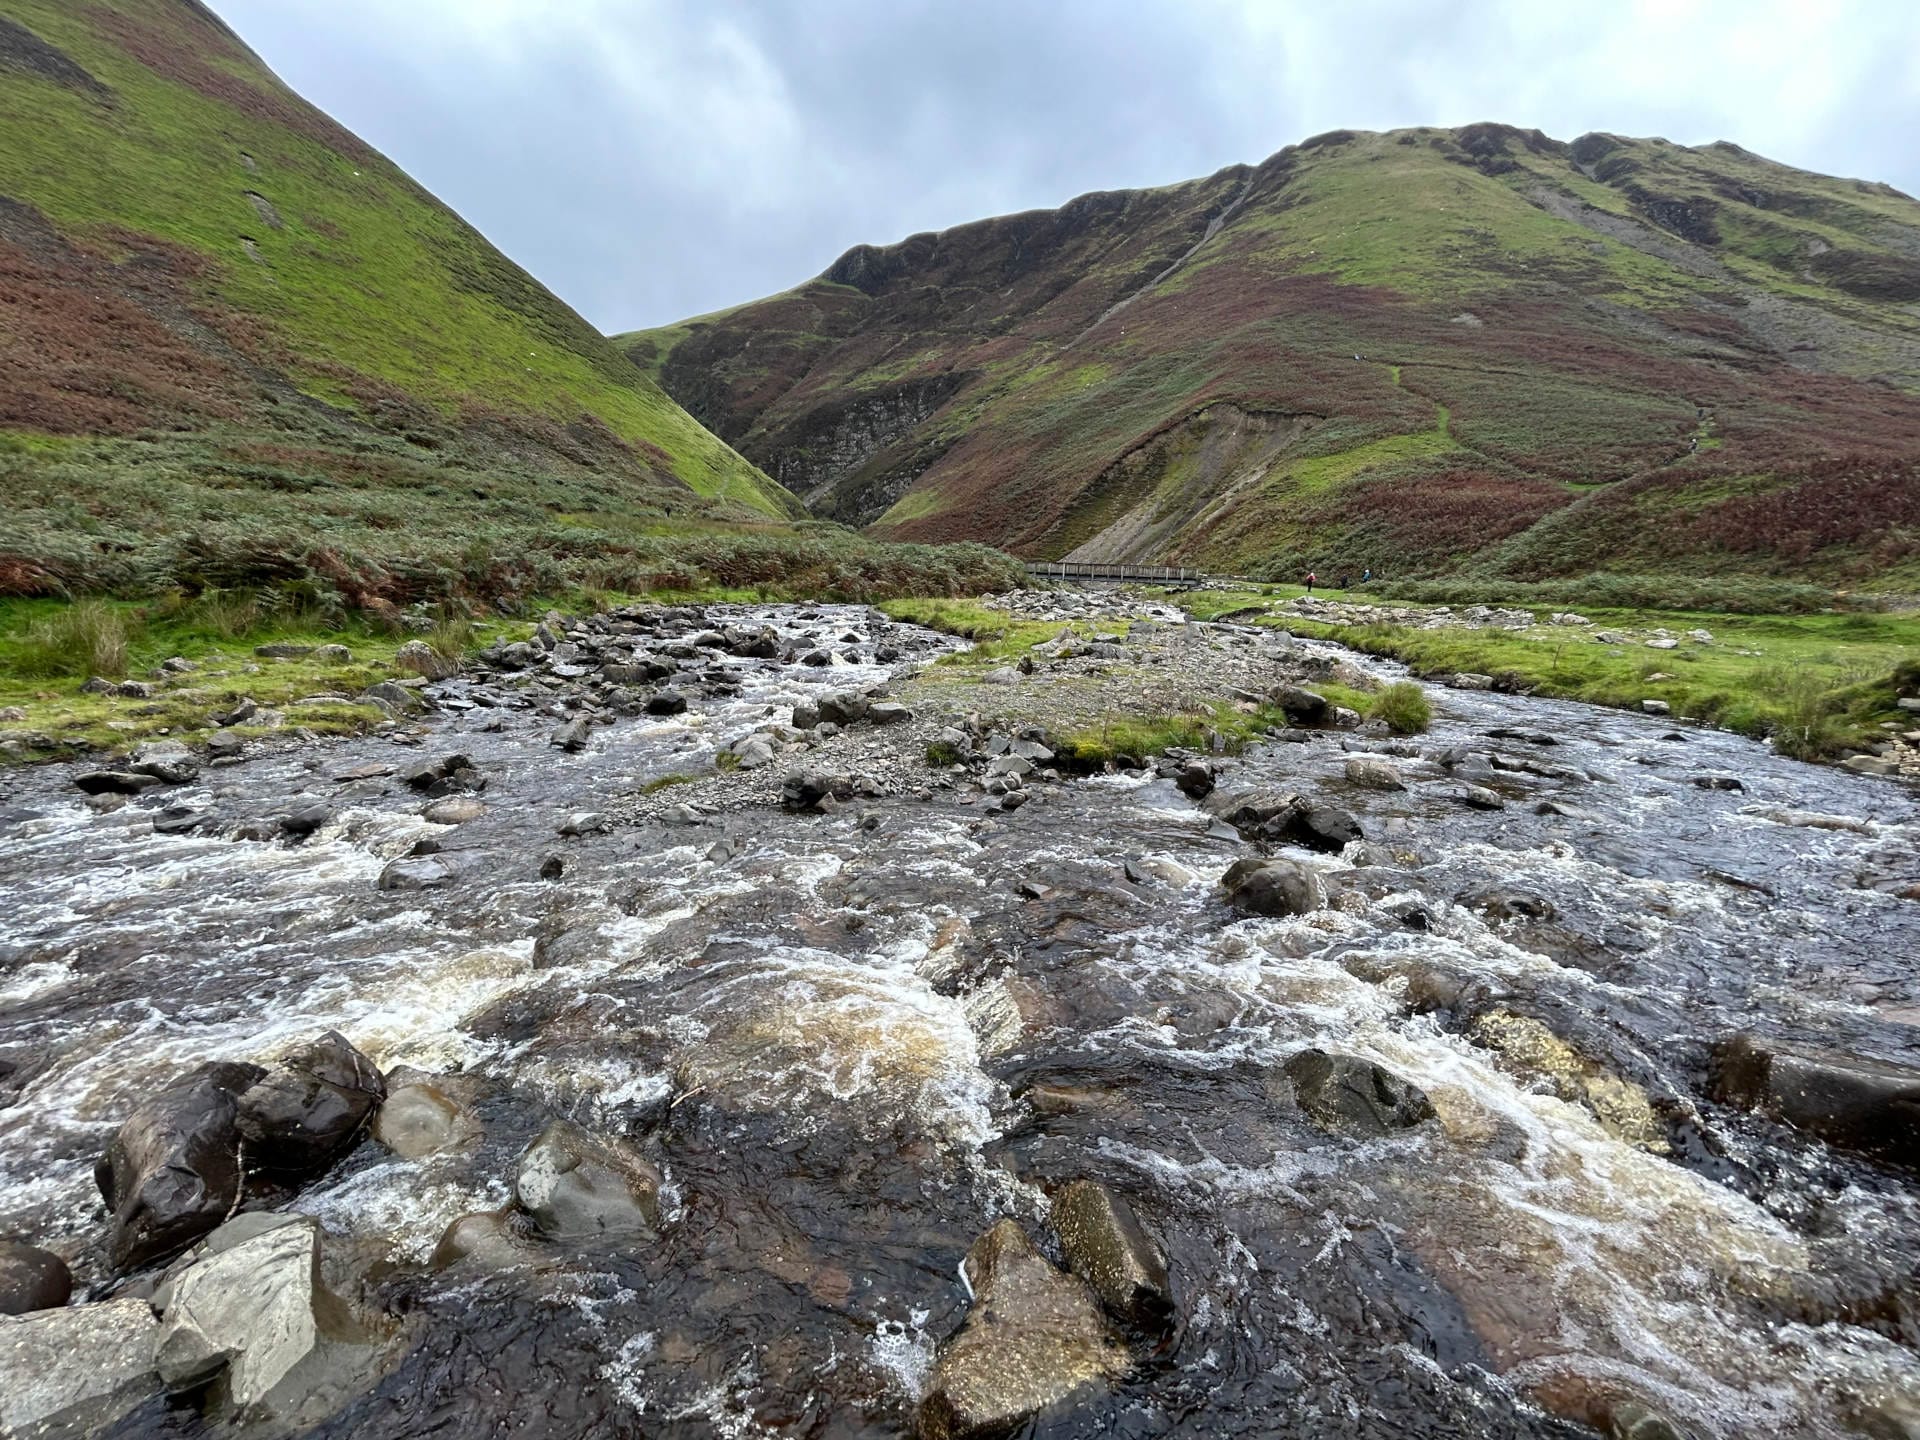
(2, 603, 1918, 1439)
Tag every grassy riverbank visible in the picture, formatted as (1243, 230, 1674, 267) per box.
(0, 540, 1023, 763)
(1177, 585, 1920, 760)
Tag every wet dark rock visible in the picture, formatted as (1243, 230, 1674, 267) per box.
(550, 717, 592, 753)
(1710, 1033, 1920, 1167)
(129, 742, 200, 785)
(154, 1215, 387, 1424)
(1692, 775, 1745, 791)
(1278, 803, 1363, 853)
(74, 769, 163, 796)
(781, 771, 852, 812)
(817, 691, 869, 726)
(0, 1296, 161, 1436)
(234, 1031, 386, 1176)
(1271, 684, 1330, 723)
(513, 1120, 662, 1240)
(400, 754, 474, 791)
(278, 804, 332, 839)
(115, 680, 154, 698)
(1050, 1180, 1173, 1330)
(921, 1219, 1128, 1440)
(0, 1240, 71, 1316)
(1436, 782, 1505, 810)
(790, 701, 821, 730)
(1462, 886, 1557, 921)
(377, 856, 454, 892)
(95, 1060, 266, 1271)
(205, 731, 246, 760)
(1280, 1048, 1436, 1137)
(539, 854, 565, 880)
(727, 626, 780, 659)
(1221, 857, 1323, 917)
(1175, 760, 1215, 799)
(801, 649, 832, 666)
(644, 690, 688, 716)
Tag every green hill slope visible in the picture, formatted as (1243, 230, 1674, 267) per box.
(0, 0, 797, 603)
(625, 125, 1920, 591)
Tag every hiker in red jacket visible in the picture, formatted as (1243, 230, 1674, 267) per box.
(1305, 571, 1316, 595)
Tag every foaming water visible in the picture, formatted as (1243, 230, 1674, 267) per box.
(1, 603, 1917, 1438)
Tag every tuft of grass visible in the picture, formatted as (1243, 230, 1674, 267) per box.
(1367, 680, 1432, 734)
(426, 615, 476, 664)
(12, 599, 139, 679)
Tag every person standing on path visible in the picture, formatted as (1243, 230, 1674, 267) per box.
(1305, 572, 1316, 595)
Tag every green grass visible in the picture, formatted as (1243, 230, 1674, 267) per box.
(1179, 586, 1920, 759)
(1367, 680, 1433, 734)
(1057, 700, 1294, 766)
(9, 599, 137, 679)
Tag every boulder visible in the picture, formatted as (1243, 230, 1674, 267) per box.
(393, 639, 456, 680)
(372, 1081, 471, 1159)
(154, 1217, 384, 1424)
(1221, 857, 1323, 917)
(313, 644, 352, 664)
(0, 1241, 71, 1316)
(1270, 685, 1328, 723)
(376, 857, 453, 892)
(1344, 756, 1404, 790)
(790, 702, 821, 730)
(254, 643, 313, 659)
(1710, 1033, 1920, 1166)
(644, 690, 689, 717)
(129, 743, 200, 785)
(73, 769, 163, 796)
(868, 701, 913, 726)
(512, 1121, 661, 1240)
(95, 1060, 266, 1271)
(422, 796, 485, 825)
(816, 691, 869, 726)
(780, 771, 848, 812)
(1050, 1180, 1172, 1330)
(1174, 760, 1215, 799)
(1279, 803, 1363, 853)
(1280, 1048, 1436, 1137)
(234, 1031, 386, 1176)
(1449, 673, 1494, 691)
(1640, 699, 1670, 716)
(549, 717, 592, 753)
(920, 1220, 1127, 1440)
(0, 1296, 160, 1437)
(557, 811, 610, 837)
(731, 736, 777, 770)
(358, 682, 420, 715)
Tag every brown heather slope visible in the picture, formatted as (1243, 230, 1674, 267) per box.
(622, 125, 1920, 590)
(1, 0, 798, 604)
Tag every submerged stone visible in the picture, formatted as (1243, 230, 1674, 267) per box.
(513, 1120, 661, 1240)
(1281, 1047, 1436, 1137)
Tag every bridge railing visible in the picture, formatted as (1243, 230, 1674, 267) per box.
(1023, 561, 1214, 583)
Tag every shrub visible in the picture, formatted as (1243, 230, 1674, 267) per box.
(1368, 681, 1432, 734)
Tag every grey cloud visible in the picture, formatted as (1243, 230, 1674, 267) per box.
(217, 0, 1920, 331)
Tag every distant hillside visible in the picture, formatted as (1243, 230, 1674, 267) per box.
(0, 0, 797, 603)
(624, 125, 1920, 590)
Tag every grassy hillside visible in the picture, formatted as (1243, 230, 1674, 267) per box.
(626, 125, 1920, 593)
(0, 0, 798, 607)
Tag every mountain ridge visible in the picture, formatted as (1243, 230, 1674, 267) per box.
(1, 0, 799, 603)
(623, 122, 1920, 588)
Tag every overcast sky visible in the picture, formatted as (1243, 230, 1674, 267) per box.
(217, 0, 1920, 335)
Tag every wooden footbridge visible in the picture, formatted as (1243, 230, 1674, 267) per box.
(1023, 561, 1237, 586)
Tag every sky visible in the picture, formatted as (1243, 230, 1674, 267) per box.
(216, 0, 1920, 335)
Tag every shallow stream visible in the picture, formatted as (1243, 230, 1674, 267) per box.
(2, 603, 1917, 1438)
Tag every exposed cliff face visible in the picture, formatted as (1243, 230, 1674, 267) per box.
(624, 124, 1920, 587)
